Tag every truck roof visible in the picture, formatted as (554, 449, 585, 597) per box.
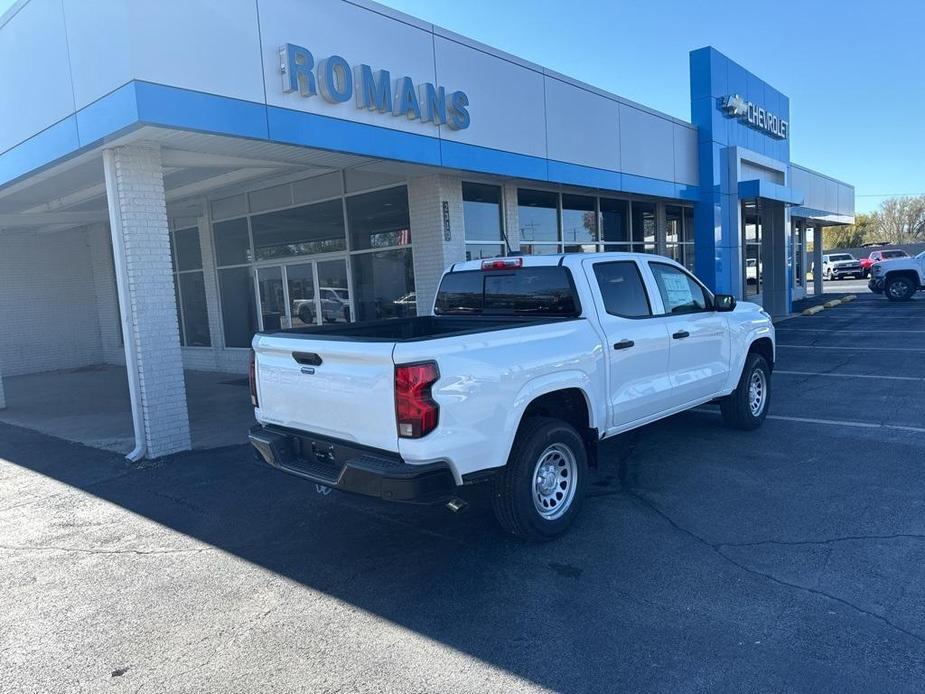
(448, 251, 672, 273)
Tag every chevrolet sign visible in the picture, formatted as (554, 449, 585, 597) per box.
(720, 94, 788, 140)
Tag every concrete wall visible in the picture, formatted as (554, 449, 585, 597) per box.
(0, 227, 109, 375)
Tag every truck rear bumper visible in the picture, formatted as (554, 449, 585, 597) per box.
(249, 425, 458, 504)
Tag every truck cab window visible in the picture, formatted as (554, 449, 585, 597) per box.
(592, 261, 651, 317)
(649, 263, 710, 314)
(434, 267, 580, 316)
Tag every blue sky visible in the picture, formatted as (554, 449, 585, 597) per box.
(2, 0, 921, 213)
(376, 0, 923, 214)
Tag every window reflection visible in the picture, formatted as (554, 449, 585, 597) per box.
(252, 199, 346, 260)
(346, 187, 411, 250)
(561, 194, 597, 253)
(351, 249, 416, 321)
(518, 189, 559, 254)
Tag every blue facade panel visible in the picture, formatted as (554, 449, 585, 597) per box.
(690, 46, 794, 299)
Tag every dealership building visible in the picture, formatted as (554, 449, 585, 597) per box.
(0, 0, 854, 458)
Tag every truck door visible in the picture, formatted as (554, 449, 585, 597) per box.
(582, 259, 672, 429)
(644, 261, 731, 407)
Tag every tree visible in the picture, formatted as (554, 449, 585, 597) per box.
(822, 212, 878, 249)
(874, 195, 925, 244)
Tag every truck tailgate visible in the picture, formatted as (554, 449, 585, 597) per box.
(253, 335, 399, 452)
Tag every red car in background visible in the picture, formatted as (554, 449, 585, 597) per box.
(860, 249, 909, 277)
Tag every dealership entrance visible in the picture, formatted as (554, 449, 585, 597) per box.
(738, 198, 790, 319)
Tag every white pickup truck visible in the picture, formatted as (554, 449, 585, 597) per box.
(868, 251, 925, 301)
(249, 253, 775, 540)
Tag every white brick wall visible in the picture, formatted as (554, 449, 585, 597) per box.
(0, 227, 105, 376)
(502, 183, 521, 251)
(105, 144, 191, 457)
(408, 175, 466, 315)
(88, 223, 125, 364)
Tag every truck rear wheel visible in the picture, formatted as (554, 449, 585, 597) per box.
(720, 353, 771, 430)
(491, 417, 588, 541)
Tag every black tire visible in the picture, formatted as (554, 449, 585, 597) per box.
(491, 417, 588, 542)
(885, 275, 915, 302)
(825, 268, 833, 281)
(720, 353, 771, 431)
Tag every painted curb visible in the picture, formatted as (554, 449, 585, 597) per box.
(823, 299, 842, 308)
(842, 294, 857, 302)
(802, 305, 825, 316)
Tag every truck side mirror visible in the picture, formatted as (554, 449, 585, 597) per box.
(714, 294, 736, 312)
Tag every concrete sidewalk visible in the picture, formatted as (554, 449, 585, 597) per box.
(0, 366, 254, 453)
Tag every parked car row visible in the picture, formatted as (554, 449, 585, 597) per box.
(812, 249, 914, 281)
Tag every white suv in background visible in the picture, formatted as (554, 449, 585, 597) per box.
(819, 253, 864, 280)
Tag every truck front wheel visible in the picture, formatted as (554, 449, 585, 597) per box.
(885, 275, 915, 302)
(491, 417, 588, 541)
(720, 353, 771, 430)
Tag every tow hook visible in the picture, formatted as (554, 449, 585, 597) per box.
(446, 497, 469, 513)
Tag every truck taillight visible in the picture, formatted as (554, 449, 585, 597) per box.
(248, 349, 259, 407)
(395, 361, 439, 439)
(481, 257, 522, 271)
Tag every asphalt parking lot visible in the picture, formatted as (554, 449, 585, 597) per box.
(1, 292, 924, 693)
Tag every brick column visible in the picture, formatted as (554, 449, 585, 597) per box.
(87, 223, 125, 364)
(408, 175, 466, 316)
(104, 144, 191, 457)
(502, 183, 521, 251)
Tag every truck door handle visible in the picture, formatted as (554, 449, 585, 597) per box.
(292, 352, 323, 366)
(613, 339, 635, 350)
(672, 330, 690, 340)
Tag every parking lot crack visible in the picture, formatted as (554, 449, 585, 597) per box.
(627, 490, 925, 645)
(0, 543, 214, 556)
(716, 534, 925, 549)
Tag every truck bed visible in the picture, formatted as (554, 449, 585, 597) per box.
(261, 315, 578, 342)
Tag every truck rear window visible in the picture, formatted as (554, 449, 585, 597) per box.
(434, 267, 580, 316)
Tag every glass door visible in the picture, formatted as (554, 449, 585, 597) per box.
(742, 202, 762, 299)
(315, 259, 352, 325)
(256, 266, 286, 331)
(286, 263, 317, 328)
(257, 258, 353, 330)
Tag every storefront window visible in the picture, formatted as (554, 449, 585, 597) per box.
(251, 198, 346, 259)
(463, 182, 505, 260)
(631, 201, 657, 253)
(213, 218, 252, 266)
(169, 226, 210, 347)
(561, 194, 597, 252)
(351, 248, 416, 320)
(518, 189, 559, 254)
(665, 205, 695, 270)
(346, 186, 411, 250)
(600, 198, 630, 250)
(218, 266, 258, 348)
(683, 207, 695, 272)
(793, 219, 804, 287)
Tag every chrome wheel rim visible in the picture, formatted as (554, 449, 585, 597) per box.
(748, 368, 767, 417)
(532, 443, 578, 520)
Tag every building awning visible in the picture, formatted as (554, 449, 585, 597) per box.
(738, 179, 804, 206)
